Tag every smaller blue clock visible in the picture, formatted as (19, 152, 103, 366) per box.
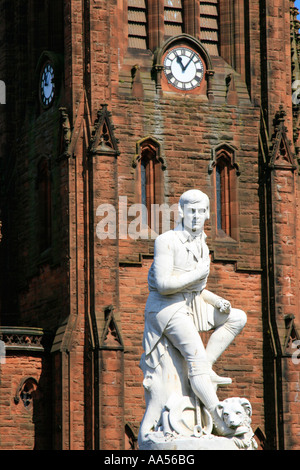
(40, 62, 55, 108)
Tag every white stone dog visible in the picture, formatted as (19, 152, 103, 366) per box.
(216, 397, 258, 450)
(217, 397, 252, 436)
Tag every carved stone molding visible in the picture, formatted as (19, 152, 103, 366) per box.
(283, 314, 300, 357)
(100, 306, 124, 351)
(269, 107, 296, 171)
(0, 327, 53, 352)
(89, 104, 120, 157)
(208, 142, 240, 175)
(132, 135, 166, 170)
(57, 107, 72, 160)
(14, 377, 39, 410)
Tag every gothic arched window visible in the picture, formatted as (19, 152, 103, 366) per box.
(216, 153, 231, 234)
(133, 137, 166, 235)
(140, 142, 158, 226)
(211, 144, 239, 240)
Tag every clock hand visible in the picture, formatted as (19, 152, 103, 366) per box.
(182, 53, 195, 72)
(176, 56, 185, 71)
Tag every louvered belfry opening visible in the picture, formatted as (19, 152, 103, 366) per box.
(127, 0, 220, 54)
(164, 0, 183, 39)
(128, 0, 148, 50)
(200, 0, 219, 55)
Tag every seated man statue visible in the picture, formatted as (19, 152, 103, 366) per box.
(141, 189, 247, 437)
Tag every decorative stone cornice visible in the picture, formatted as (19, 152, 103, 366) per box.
(0, 327, 53, 352)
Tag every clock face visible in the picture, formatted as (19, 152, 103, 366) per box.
(40, 62, 55, 107)
(163, 47, 204, 91)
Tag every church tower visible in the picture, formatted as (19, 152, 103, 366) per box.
(0, 0, 300, 450)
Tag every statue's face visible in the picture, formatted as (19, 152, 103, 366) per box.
(182, 202, 208, 234)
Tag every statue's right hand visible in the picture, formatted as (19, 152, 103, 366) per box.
(196, 261, 210, 280)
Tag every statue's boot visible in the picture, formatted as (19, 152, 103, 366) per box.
(205, 318, 244, 386)
(210, 369, 232, 386)
(189, 373, 234, 437)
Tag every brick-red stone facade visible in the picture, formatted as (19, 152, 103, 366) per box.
(0, 0, 300, 450)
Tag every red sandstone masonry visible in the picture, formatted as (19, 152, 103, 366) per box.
(0, 354, 52, 450)
(1, 0, 300, 451)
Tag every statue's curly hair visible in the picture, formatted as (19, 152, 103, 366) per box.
(176, 189, 210, 226)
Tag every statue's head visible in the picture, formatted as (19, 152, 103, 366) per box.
(177, 189, 210, 232)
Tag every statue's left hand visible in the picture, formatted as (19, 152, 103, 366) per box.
(215, 298, 231, 314)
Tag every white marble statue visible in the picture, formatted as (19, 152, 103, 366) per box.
(138, 189, 257, 450)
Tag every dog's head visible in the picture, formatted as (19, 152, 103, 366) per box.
(218, 397, 252, 434)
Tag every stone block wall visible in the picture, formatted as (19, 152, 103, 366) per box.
(0, 0, 299, 451)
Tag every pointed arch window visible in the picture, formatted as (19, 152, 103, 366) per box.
(133, 137, 166, 234)
(211, 144, 239, 240)
(140, 143, 158, 227)
(216, 154, 231, 234)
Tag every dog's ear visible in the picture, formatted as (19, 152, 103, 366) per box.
(239, 398, 252, 417)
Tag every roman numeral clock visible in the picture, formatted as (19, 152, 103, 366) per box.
(155, 35, 213, 97)
(163, 46, 204, 91)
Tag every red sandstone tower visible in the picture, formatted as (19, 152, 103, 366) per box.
(0, 0, 300, 450)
